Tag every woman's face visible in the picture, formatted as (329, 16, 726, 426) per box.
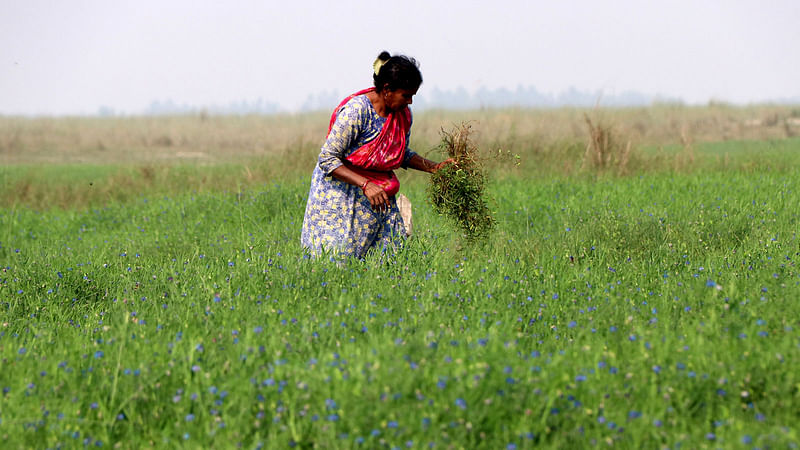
(383, 88, 417, 112)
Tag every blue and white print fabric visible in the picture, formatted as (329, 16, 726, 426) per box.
(301, 94, 417, 259)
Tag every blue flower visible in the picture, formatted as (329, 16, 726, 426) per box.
(455, 398, 467, 410)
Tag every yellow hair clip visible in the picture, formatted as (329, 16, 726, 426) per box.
(373, 57, 388, 76)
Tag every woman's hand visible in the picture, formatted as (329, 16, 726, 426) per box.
(363, 181, 389, 212)
(432, 158, 455, 172)
(330, 166, 390, 212)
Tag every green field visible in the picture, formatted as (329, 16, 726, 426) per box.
(1, 109, 799, 448)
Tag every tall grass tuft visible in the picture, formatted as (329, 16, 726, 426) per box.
(673, 125, 697, 171)
(582, 113, 633, 174)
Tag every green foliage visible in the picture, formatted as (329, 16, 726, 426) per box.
(427, 124, 495, 243)
(2, 163, 800, 448)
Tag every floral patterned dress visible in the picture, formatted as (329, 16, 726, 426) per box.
(301, 94, 417, 259)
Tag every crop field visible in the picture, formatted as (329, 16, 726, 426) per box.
(1, 106, 800, 448)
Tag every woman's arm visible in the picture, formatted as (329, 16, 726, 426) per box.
(406, 154, 453, 173)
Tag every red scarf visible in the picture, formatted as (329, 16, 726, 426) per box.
(327, 88, 411, 196)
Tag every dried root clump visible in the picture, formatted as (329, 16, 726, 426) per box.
(427, 123, 495, 243)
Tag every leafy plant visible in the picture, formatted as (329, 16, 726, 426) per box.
(427, 123, 495, 243)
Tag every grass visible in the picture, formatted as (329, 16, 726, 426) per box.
(4, 136, 800, 212)
(1, 108, 799, 447)
(2, 168, 800, 448)
(3, 103, 800, 211)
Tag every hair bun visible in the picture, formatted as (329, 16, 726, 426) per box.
(372, 52, 422, 93)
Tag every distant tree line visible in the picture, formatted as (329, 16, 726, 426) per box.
(301, 85, 680, 112)
(101, 85, 800, 117)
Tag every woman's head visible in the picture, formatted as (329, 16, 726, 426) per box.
(373, 51, 422, 94)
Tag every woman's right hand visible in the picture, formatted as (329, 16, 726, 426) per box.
(363, 181, 389, 212)
(433, 158, 456, 172)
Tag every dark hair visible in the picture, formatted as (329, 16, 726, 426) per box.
(373, 51, 422, 93)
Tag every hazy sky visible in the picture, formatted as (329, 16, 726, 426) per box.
(2, 0, 799, 115)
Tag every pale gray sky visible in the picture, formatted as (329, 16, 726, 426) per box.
(2, 0, 799, 115)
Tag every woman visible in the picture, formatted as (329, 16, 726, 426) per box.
(301, 51, 449, 259)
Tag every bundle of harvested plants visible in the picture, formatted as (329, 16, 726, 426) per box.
(427, 123, 495, 243)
